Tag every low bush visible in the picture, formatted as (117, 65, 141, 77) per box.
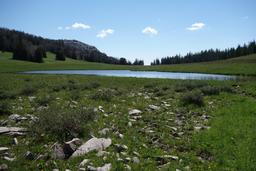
(36, 93, 53, 106)
(201, 86, 220, 95)
(181, 91, 204, 106)
(175, 81, 207, 92)
(0, 90, 16, 99)
(0, 100, 11, 115)
(82, 81, 101, 90)
(90, 88, 117, 102)
(20, 85, 37, 95)
(32, 105, 96, 140)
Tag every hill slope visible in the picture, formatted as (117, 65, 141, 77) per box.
(1, 51, 256, 75)
(0, 28, 125, 64)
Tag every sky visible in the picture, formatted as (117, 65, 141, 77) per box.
(0, 0, 255, 64)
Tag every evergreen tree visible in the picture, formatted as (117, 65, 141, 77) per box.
(55, 50, 65, 61)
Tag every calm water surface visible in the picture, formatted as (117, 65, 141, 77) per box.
(23, 70, 236, 80)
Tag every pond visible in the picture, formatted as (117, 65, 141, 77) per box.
(22, 70, 236, 80)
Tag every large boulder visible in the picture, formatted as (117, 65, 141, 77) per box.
(71, 138, 111, 157)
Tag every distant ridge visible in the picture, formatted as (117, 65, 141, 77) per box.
(0, 27, 129, 64)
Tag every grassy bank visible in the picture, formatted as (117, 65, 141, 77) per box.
(1, 51, 256, 75)
(0, 52, 256, 170)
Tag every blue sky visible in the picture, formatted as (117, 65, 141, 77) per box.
(0, 0, 255, 64)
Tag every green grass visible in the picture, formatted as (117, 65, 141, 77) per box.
(0, 51, 256, 170)
(1, 51, 256, 75)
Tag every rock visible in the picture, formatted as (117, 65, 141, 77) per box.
(96, 151, 109, 157)
(0, 147, 9, 153)
(63, 138, 82, 158)
(79, 168, 86, 171)
(128, 122, 132, 127)
(0, 164, 8, 171)
(114, 144, 128, 153)
(24, 151, 34, 160)
(118, 133, 124, 139)
(124, 164, 131, 171)
(13, 138, 18, 145)
(148, 105, 160, 110)
(8, 114, 27, 122)
(128, 109, 142, 115)
(124, 157, 131, 163)
(98, 106, 104, 113)
(3, 156, 15, 161)
(79, 159, 90, 167)
(87, 163, 111, 171)
(98, 128, 110, 136)
(52, 143, 65, 159)
(132, 156, 140, 163)
(0, 127, 27, 135)
(133, 151, 140, 157)
(0, 120, 8, 126)
(52, 169, 59, 171)
(71, 138, 112, 157)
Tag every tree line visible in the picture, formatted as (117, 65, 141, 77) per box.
(151, 41, 256, 65)
(0, 28, 144, 65)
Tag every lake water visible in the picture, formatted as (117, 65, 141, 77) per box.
(22, 70, 236, 80)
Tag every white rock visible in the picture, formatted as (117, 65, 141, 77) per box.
(98, 128, 110, 136)
(71, 138, 111, 157)
(148, 105, 160, 110)
(0, 127, 27, 134)
(79, 159, 90, 167)
(0, 147, 9, 153)
(3, 156, 15, 161)
(128, 109, 142, 115)
(88, 163, 111, 171)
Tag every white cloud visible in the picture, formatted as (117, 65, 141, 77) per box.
(71, 22, 91, 29)
(97, 29, 114, 38)
(58, 22, 91, 30)
(187, 22, 205, 31)
(142, 27, 158, 35)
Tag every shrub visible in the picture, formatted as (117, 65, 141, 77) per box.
(36, 93, 53, 106)
(69, 90, 81, 100)
(0, 100, 11, 115)
(90, 88, 116, 102)
(82, 81, 101, 90)
(175, 81, 207, 92)
(220, 86, 234, 93)
(201, 86, 220, 95)
(0, 90, 16, 99)
(33, 105, 96, 140)
(20, 85, 37, 95)
(181, 91, 204, 106)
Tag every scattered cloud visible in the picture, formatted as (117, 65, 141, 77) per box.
(71, 22, 91, 29)
(97, 29, 114, 38)
(58, 22, 91, 30)
(142, 27, 158, 36)
(187, 22, 205, 31)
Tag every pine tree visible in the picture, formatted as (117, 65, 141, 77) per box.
(55, 50, 65, 61)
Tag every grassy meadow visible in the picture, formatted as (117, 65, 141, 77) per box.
(0, 51, 256, 170)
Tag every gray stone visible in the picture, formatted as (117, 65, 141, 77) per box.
(148, 105, 160, 110)
(0, 126, 27, 135)
(0, 164, 8, 171)
(79, 159, 90, 167)
(71, 138, 112, 157)
(24, 151, 34, 160)
(98, 128, 110, 136)
(114, 144, 128, 153)
(87, 163, 111, 171)
(51, 143, 65, 159)
(0, 147, 9, 153)
(3, 156, 15, 161)
(132, 156, 140, 163)
(128, 109, 142, 115)
(63, 138, 82, 157)
(8, 114, 27, 122)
